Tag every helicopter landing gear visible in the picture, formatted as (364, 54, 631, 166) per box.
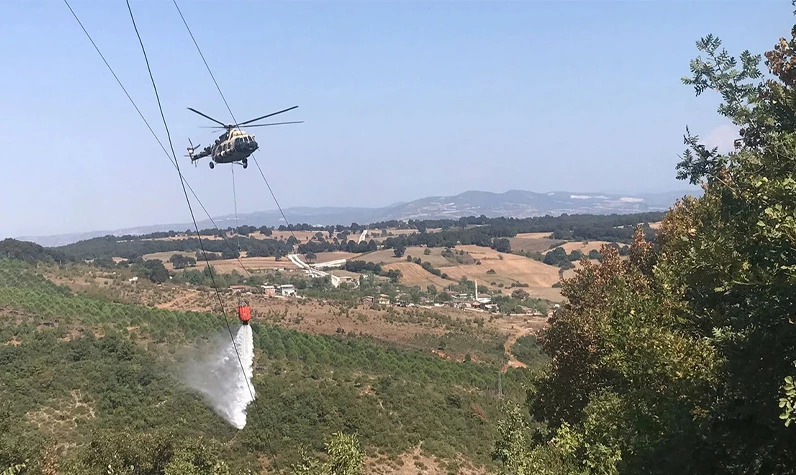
(242, 158, 248, 169)
(209, 162, 215, 169)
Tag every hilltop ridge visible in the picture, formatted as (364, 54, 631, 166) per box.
(17, 188, 698, 247)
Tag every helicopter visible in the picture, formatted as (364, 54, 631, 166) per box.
(185, 106, 302, 169)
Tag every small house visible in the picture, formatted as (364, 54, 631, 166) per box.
(378, 294, 390, 306)
(361, 296, 374, 306)
(261, 285, 276, 297)
(280, 284, 296, 297)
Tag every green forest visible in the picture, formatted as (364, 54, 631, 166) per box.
(5, 7, 796, 475)
(488, 14, 796, 475)
(0, 258, 535, 474)
(37, 211, 662, 263)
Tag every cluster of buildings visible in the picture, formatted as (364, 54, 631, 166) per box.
(359, 286, 499, 312)
(229, 284, 297, 297)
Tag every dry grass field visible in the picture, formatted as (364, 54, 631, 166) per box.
(355, 242, 565, 298)
(454, 245, 561, 287)
(509, 233, 564, 253)
(542, 240, 615, 255)
(309, 251, 360, 263)
(254, 230, 319, 242)
(145, 234, 223, 241)
(201, 256, 290, 274)
(357, 247, 449, 266)
(381, 262, 453, 289)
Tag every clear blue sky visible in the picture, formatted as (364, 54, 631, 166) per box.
(1, 0, 791, 237)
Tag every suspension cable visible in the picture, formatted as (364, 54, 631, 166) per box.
(171, 0, 301, 245)
(124, 0, 255, 405)
(62, 0, 252, 278)
(170, 0, 348, 339)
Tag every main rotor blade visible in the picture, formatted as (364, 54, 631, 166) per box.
(245, 121, 304, 128)
(235, 106, 299, 126)
(187, 107, 227, 127)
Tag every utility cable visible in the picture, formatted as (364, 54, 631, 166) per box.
(62, 0, 252, 278)
(170, 0, 348, 339)
(124, 0, 255, 405)
(171, 0, 301, 246)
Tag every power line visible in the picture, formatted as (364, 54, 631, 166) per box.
(170, 0, 349, 336)
(123, 0, 255, 406)
(171, 0, 301, 245)
(61, 0, 253, 279)
(63, 0, 274, 461)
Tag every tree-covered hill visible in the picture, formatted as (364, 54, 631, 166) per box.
(50, 212, 664, 262)
(0, 259, 538, 474)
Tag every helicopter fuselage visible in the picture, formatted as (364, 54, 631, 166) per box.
(210, 129, 258, 165)
(189, 129, 258, 169)
(186, 105, 300, 170)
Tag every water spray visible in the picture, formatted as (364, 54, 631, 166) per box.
(180, 325, 255, 429)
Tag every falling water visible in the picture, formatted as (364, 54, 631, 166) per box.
(181, 325, 255, 429)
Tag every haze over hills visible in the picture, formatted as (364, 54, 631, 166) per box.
(17, 189, 699, 247)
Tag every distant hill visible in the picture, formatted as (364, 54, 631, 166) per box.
(18, 189, 699, 247)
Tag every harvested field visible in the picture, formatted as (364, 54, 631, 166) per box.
(404, 247, 454, 267)
(328, 269, 361, 279)
(253, 230, 320, 242)
(143, 251, 197, 270)
(357, 249, 407, 265)
(200, 256, 293, 274)
(145, 234, 223, 241)
(543, 240, 615, 255)
(524, 286, 564, 301)
(509, 234, 564, 253)
(515, 232, 555, 239)
(309, 251, 360, 263)
(358, 246, 457, 268)
(381, 262, 453, 289)
(450, 245, 561, 288)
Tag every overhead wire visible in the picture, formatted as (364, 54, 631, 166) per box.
(171, 0, 349, 337)
(122, 0, 255, 405)
(171, 0, 301, 245)
(63, 0, 272, 459)
(62, 0, 253, 279)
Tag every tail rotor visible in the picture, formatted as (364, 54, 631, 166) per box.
(186, 138, 200, 166)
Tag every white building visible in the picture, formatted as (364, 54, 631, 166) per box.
(280, 284, 296, 297)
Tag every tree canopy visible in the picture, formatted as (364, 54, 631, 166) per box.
(493, 8, 796, 474)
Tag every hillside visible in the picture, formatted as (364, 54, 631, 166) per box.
(0, 258, 542, 474)
(16, 189, 697, 246)
(35, 212, 663, 305)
